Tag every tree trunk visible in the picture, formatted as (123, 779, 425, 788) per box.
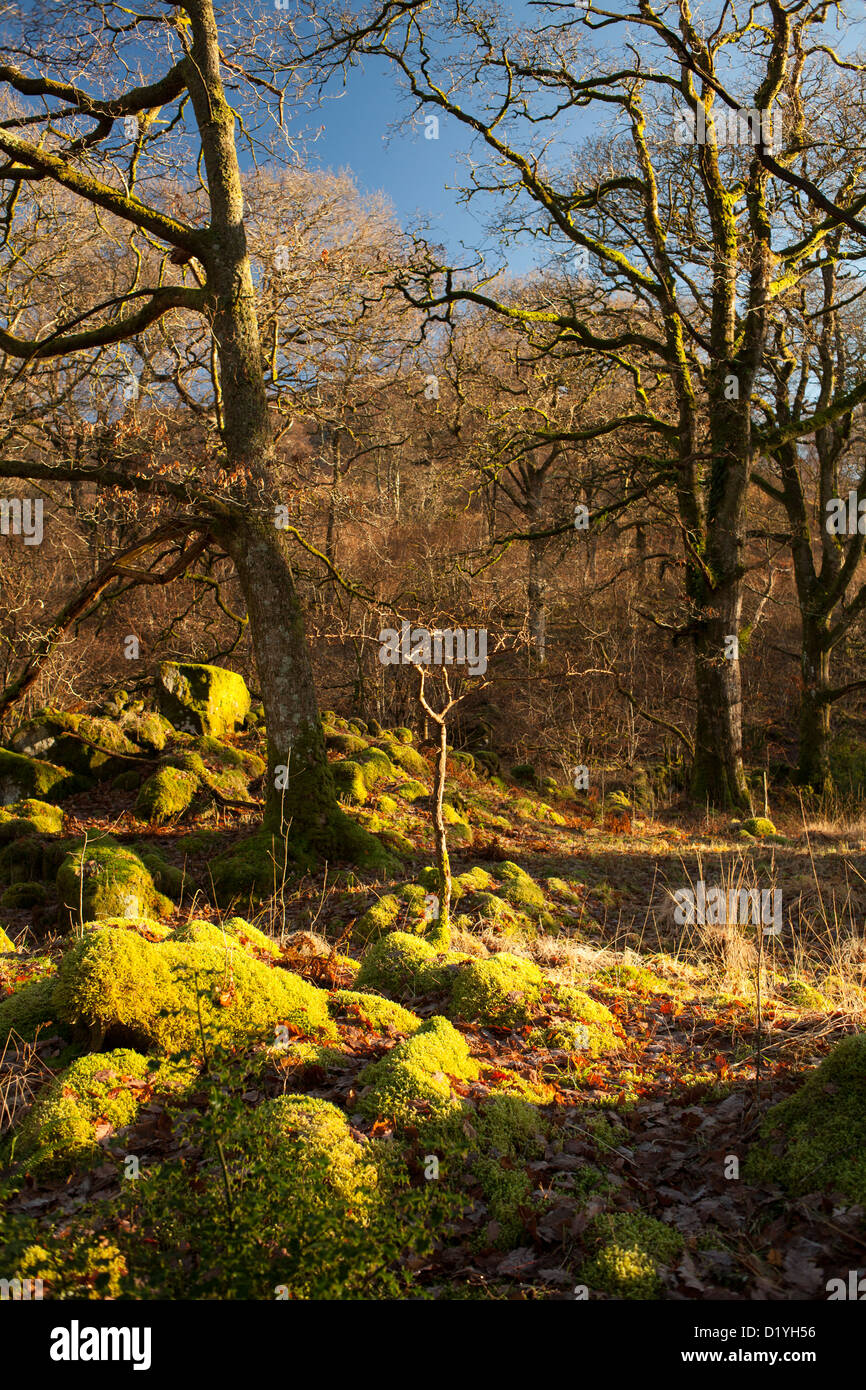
(185, 0, 351, 858)
(690, 572, 751, 811)
(217, 516, 342, 844)
(527, 534, 547, 663)
(796, 626, 833, 791)
(431, 716, 452, 943)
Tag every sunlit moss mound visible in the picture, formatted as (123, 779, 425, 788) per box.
(8, 1048, 188, 1176)
(0, 799, 64, 842)
(52, 923, 335, 1052)
(329, 989, 422, 1035)
(745, 1034, 866, 1203)
(355, 931, 453, 999)
(450, 953, 543, 1027)
(232, 1095, 380, 1220)
(0, 974, 58, 1043)
(135, 765, 199, 824)
(56, 839, 173, 923)
(357, 1016, 480, 1123)
(581, 1212, 684, 1299)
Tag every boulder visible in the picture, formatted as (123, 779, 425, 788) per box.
(157, 662, 251, 738)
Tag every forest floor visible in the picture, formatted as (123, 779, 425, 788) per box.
(1, 718, 865, 1300)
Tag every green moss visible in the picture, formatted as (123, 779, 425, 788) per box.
(229, 1094, 379, 1218)
(332, 759, 369, 805)
(325, 730, 370, 756)
(9, 1048, 187, 1177)
(132, 711, 173, 752)
(739, 817, 777, 838)
(329, 990, 422, 1034)
(157, 662, 251, 738)
(395, 777, 427, 803)
(581, 1212, 684, 1299)
(0, 881, 48, 908)
(6, 1234, 127, 1300)
(357, 1015, 480, 1123)
(0, 799, 64, 841)
(472, 891, 515, 922)
(357, 746, 398, 790)
(135, 847, 184, 900)
(443, 802, 473, 847)
(355, 931, 453, 999)
(52, 925, 335, 1053)
(596, 961, 672, 995)
(542, 986, 620, 1056)
(786, 979, 829, 1009)
(0, 834, 60, 886)
(57, 839, 173, 924)
(450, 953, 544, 1027)
(509, 763, 537, 787)
(0, 924, 16, 952)
(384, 742, 428, 778)
(135, 766, 199, 824)
(456, 866, 493, 893)
(0, 749, 72, 805)
(495, 861, 548, 915)
(390, 727, 414, 745)
(193, 735, 265, 778)
(545, 876, 584, 905)
(745, 1034, 866, 1202)
(0, 975, 57, 1041)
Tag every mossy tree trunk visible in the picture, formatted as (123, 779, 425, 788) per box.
(183, 0, 345, 853)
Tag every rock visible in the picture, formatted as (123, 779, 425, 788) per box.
(0, 749, 73, 805)
(157, 661, 251, 738)
(135, 766, 199, 824)
(8, 709, 140, 780)
(52, 919, 335, 1052)
(56, 838, 174, 924)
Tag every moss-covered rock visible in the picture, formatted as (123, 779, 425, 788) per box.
(135, 765, 200, 825)
(495, 861, 548, 915)
(226, 1094, 380, 1230)
(383, 742, 428, 779)
(356, 746, 398, 790)
(332, 759, 369, 805)
(357, 1015, 480, 1123)
(0, 881, 49, 909)
(580, 1212, 683, 1299)
(329, 989, 422, 1035)
(0, 748, 73, 806)
(52, 923, 335, 1053)
(739, 816, 777, 838)
(157, 662, 251, 738)
(0, 834, 60, 887)
(395, 777, 428, 803)
(355, 931, 453, 999)
(456, 866, 494, 893)
(57, 839, 173, 925)
(443, 802, 473, 847)
(0, 974, 57, 1042)
(0, 798, 64, 842)
(0, 924, 16, 952)
(450, 953, 544, 1027)
(8, 1048, 187, 1176)
(134, 847, 184, 901)
(129, 711, 174, 752)
(8, 710, 140, 780)
(325, 730, 369, 756)
(745, 1034, 866, 1202)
